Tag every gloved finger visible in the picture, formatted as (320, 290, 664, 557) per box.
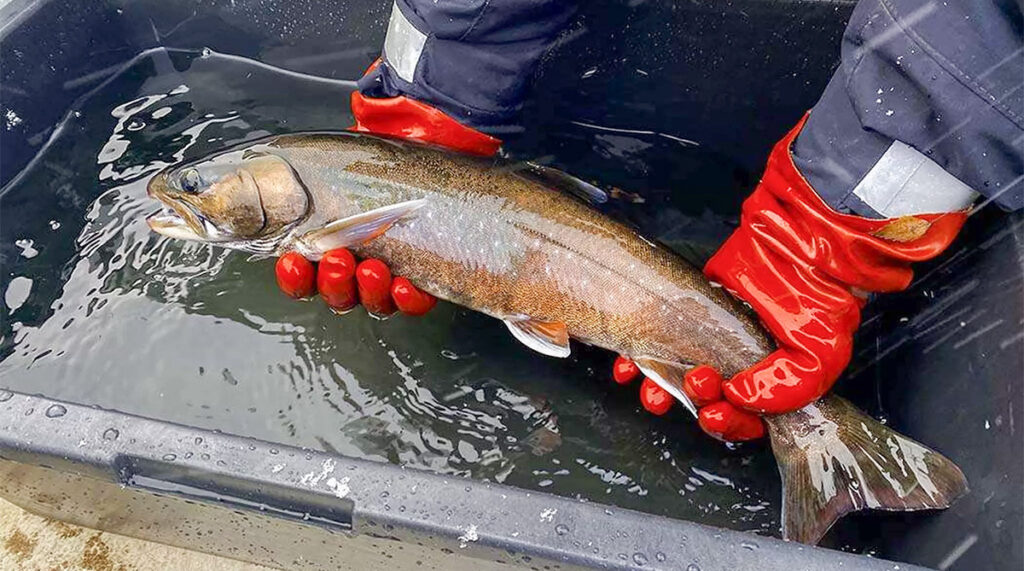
(318, 248, 358, 313)
(721, 345, 850, 415)
(611, 355, 641, 385)
(391, 277, 437, 316)
(639, 377, 673, 415)
(275, 252, 316, 299)
(356, 258, 395, 317)
(682, 364, 723, 407)
(697, 401, 765, 442)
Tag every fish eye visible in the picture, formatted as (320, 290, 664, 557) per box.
(178, 168, 202, 193)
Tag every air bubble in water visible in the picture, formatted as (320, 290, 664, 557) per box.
(687, 565, 701, 571)
(45, 404, 67, 418)
(554, 524, 569, 536)
(655, 552, 666, 562)
(126, 118, 145, 131)
(162, 454, 177, 461)
(201, 47, 213, 58)
(0, 390, 13, 402)
(102, 428, 119, 441)
(632, 552, 648, 566)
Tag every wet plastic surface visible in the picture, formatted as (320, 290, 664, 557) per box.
(1, 0, 1022, 569)
(0, 390, 926, 570)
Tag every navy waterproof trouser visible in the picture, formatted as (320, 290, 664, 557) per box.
(361, 0, 1023, 216)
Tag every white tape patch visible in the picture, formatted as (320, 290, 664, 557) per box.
(383, 1, 427, 83)
(852, 140, 977, 216)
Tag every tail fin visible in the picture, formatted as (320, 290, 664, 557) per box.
(764, 395, 968, 545)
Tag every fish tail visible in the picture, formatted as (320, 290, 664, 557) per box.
(764, 395, 968, 545)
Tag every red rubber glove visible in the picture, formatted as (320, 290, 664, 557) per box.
(609, 357, 766, 439)
(275, 248, 436, 318)
(680, 115, 967, 440)
(611, 355, 677, 417)
(349, 60, 502, 157)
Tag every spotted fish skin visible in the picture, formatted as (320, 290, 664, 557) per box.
(266, 133, 772, 375)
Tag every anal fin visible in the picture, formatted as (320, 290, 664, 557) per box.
(504, 318, 570, 358)
(632, 357, 697, 417)
(297, 199, 426, 259)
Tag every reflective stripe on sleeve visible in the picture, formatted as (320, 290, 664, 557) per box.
(383, 1, 427, 84)
(852, 140, 978, 216)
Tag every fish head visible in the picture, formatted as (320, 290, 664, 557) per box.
(146, 147, 309, 246)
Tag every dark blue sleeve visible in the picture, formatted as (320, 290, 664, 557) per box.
(793, 0, 1024, 216)
(358, 0, 577, 136)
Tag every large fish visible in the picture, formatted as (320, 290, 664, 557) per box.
(146, 132, 967, 544)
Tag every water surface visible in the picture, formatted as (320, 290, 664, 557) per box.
(0, 48, 780, 535)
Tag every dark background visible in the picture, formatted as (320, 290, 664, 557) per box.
(2, 1, 1021, 569)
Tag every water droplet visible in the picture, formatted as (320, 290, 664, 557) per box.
(381, 491, 390, 498)
(48, 220, 61, 230)
(632, 552, 648, 566)
(45, 404, 67, 418)
(617, 553, 628, 561)
(24, 408, 34, 416)
(194, 437, 203, 445)
(554, 524, 569, 536)
(162, 454, 177, 461)
(126, 118, 145, 131)
(741, 540, 758, 551)
(655, 552, 666, 562)
(0, 390, 13, 402)
(687, 565, 701, 571)
(269, 448, 279, 455)
(201, 47, 213, 58)
(102, 428, 119, 441)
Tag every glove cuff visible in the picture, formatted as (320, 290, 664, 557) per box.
(350, 90, 502, 157)
(707, 113, 967, 296)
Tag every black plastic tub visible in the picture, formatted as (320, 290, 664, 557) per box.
(1, 1, 1021, 570)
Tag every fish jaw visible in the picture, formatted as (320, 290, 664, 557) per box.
(146, 171, 221, 242)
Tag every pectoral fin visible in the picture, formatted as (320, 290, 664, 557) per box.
(632, 357, 697, 417)
(504, 318, 570, 358)
(297, 199, 426, 259)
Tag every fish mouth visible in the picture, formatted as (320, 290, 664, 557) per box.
(145, 172, 219, 241)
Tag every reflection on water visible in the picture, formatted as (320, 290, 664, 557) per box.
(0, 48, 779, 533)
